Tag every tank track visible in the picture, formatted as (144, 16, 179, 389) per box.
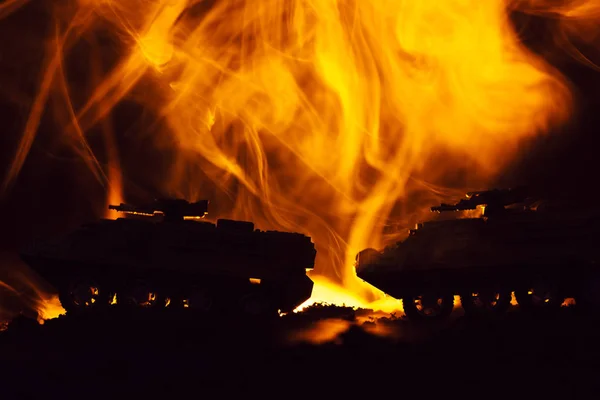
(57, 273, 313, 319)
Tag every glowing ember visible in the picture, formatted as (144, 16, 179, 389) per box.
(1, 0, 598, 315)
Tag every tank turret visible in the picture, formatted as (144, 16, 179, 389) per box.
(431, 186, 529, 216)
(20, 198, 316, 318)
(356, 187, 600, 323)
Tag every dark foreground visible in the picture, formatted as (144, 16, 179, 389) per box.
(1, 305, 599, 399)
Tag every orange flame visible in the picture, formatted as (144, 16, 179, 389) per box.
(2, 0, 600, 315)
(0, 253, 65, 324)
(295, 275, 402, 313)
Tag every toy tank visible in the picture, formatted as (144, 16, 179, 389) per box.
(356, 187, 600, 322)
(20, 199, 316, 317)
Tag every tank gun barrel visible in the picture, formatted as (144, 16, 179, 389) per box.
(109, 199, 209, 221)
(108, 203, 156, 216)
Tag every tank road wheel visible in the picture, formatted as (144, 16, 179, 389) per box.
(515, 280, 564, 314)
(59, 278, 111, 314)
(186, 288, 214, 313)
(402, 293, 454, 323)
(460, 289, 512, 318)
(119, 280, 166, 309)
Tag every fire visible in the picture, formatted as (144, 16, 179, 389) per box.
(0, 253, 66, 324)
(295, 275, 403, 313)
(1, 0, 599, 316)
(36, 295, 66, 322)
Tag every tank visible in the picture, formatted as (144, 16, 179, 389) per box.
(355, 187, 600, 322)
(19, 198, 316, 317)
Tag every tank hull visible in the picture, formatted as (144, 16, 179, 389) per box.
(21, 217, 316, 315)
(356, 198, 600, 320)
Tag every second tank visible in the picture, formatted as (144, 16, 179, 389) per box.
(356, 187, 600, 322)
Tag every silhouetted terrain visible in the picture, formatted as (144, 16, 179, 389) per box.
(1, 306, 599, 398)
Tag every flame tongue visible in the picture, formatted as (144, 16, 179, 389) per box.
(3, 0, 598, 311)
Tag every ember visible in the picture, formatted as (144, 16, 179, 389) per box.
(1, 0, 600, 324)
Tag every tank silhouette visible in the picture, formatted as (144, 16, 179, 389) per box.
(20, 198, 316, 317)
(356, 187, 600, 322)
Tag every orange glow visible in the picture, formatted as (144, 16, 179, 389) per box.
(295, 275, 402, 313)
(0, 260, 66, 325)
(122, 211, 156, 217)
(114, 211, 207, 219)
(361, 321, 399, 339)
(562, 298, 576, 307)
(0, 0, 29, 19)
(511, 291, 518, 306)
(2, 0, 599, 316)
(460, 205, 486, 219)
(36, 295, 66, 323)
(105, 145, 124, 220)
(453, 295, 462, 310)
(183, 216, 207, 220)
(286, 318, 351, 345)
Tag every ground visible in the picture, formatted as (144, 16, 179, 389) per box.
(0, 304, 599, 399)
